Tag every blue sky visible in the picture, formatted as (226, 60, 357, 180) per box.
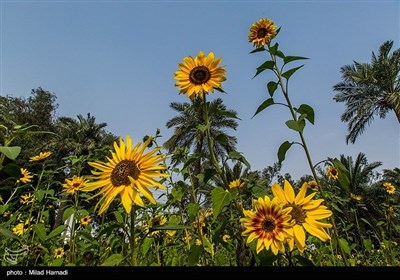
(1, 0, 399, 180)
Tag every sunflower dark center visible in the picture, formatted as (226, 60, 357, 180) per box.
(261, 218, 276, 232)
(286, 203, 306, 225)
(73, 183, 81, 188)
(331, 169, 338, 176)
(257, 28, 268, 38)
(189, 66, 211, 85)
(111, 160, 140, 187)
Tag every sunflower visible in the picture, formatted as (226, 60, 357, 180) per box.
(82, 135, 169, 215)
(20, 193, 35, 205)
(240, 196, 294, 255)
(350, 193, 362, 201)
(149, 215, 167, 236)
(383, 182, 396, 194)
(17, 168, 33, 184)
(272, 180, 333, 253)
(223, 234, 230, 242)
(80, 215, 91, 226)
(29, 151, 52, 162)
(174, 51, 226, 100)
(248, 18, 278, 48)
(326, 166, 339, 180)
(307, 180, 319, 191)
(63, 175, 88, 195)
(54, 248, 64, 258)
(229, 179, 245, 189)
(12, 219, 31, 236)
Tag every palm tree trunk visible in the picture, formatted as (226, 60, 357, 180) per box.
(192, 137, 203, 199)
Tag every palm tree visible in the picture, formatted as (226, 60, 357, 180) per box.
(333, 40, 400, 143)
(165, 97, 238, 181)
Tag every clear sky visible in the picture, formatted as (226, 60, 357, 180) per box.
(1, 0, 399, 180)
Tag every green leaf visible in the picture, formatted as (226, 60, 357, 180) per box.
(2, 163, 21, 179)
(249, 46, 266, 54)
(363, 239, 372, 251)
(330, 203, 343, 214)
(114, 211, 124, 224)
(294, 255, 314, 266)
(46, 225, 66, 240)
(35, 190, 45, 203)
(211, 187, 231, 219)
(269, 43, 279, 55)
(283, 56, 309, 65)
(296, 104, 315, 124)
(281, 65, 304, 80)
(188, 245, 202, 266)
(0, 146, 21, 160)
(0, 226, 22, 243)
(151, 224, 189, 231)
(332, 159, 350, 192)
(251, 98, 274, 119)
(171, 185, 184, 202)
(251, 185, 268, 198)
(214, 87, 226, 93)
(285, 119, 305, 132)
(182, 153, 204, 170)
(33, 224, 47, 242)
(197, 123, 210, 133)
(360, 218, 372, 227)
(215, 134, 228, 145)
(203, 169, 218, 184)
(339, 238, 351, 255)
(215, 108, 241, 120)
(100, 254, 123, 266)
(142, 237, 153, 255)
(253, 60, 275, 78)
(188, 203, 199, 220)
(275, 50, 285, 59)
(228, 151, 251, 169)
(267, 82, 278, 97)
(51, 258, 64, 266)
(277, 141, 293, 163)
(62, 207, 75, 223)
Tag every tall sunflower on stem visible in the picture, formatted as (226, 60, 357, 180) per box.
(82, 134, 169, 265)
(248, 17, 348, 265)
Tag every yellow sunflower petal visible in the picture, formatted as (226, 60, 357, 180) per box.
(283, 180, 295, 203)
(272, 183, 288, 204)
(295, 183, 308, 205)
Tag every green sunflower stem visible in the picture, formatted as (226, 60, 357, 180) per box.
(269, 49, 349, 266)
(202, 96, 229, 188)
(130, 206, 137, 266)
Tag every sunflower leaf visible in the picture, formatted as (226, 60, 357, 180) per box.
(100, 253, 123, 266)
(267, 82, 278, 97)
(296, 104, 315, 124)
(0, 226, 22, 243)
(285, 119, 305, 132)
(188, 203, 199, 220)
(142, 237, 153, 255)
(2, 163, 21, 179)
(182, 153, 205, 170)
(0, 146, 21, 160)
(283, 56, 309, 65)
(281, 65, 304, 80)
(277, 141, 293, 163)
(188, 245, 202, 266)
(253, 60, 275, 79)
(33, 224, 47, 243)
(249, 46, 266, 54)
(62, 207, 75, 223)
(339, 238, 351, 255)
(46, 225, 66, 241)
(228, 151, 251, 169)
(269, 42, 279, 55)
(211, 187, 232, 219)
(252, 98, 274, 119)
(203, 169, 218, 184)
